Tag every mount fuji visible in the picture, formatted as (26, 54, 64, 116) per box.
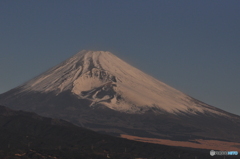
(1, 50, 240, 146)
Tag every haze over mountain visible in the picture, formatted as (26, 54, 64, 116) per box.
(1, 50, 240, 147)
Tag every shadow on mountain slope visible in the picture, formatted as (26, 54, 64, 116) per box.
(0, 105, 238, 159)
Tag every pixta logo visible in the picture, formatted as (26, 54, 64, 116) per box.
(210, 150, 215, 156)
(210, 150, 238, 156)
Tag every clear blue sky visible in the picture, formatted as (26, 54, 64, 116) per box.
(1, 1, 240, 115)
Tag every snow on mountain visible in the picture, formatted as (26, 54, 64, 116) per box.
(2, 50, 240, 143)
(16, 50, 225, 115)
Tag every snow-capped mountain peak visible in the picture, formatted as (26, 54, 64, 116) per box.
(1, 50, 240, 144)
(15, 50, 225, 115)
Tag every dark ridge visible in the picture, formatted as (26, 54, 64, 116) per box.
(0, 105, 238, 159)
(1, 89, 240, 143)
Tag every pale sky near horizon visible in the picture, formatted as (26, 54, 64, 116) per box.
(0, 1, 240, 115)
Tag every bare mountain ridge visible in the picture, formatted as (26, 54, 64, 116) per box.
(1, 50, 240, 143)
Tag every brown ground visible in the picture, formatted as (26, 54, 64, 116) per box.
(121, 134, 240, 151)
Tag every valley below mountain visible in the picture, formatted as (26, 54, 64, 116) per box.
(1, 105, 235, 159)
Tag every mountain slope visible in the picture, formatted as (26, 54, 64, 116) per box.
(1, 50, 240, 143)
(1, 105, 231, 159)
(7, 50, 226, 114)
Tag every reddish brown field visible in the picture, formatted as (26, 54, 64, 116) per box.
(121, 134, 240, 151)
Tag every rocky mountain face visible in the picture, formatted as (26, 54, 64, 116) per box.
(1, 50, 240, 143)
